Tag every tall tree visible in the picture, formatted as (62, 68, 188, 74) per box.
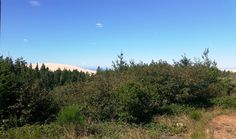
(112, 52, 128, 71)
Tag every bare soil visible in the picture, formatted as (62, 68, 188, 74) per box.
(206, 113, 236, 139)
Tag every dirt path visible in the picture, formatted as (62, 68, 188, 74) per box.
(206, 113, 236, 139)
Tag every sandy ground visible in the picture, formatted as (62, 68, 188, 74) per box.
(31, 63, 96, 74)
(206, 113, 236, 139)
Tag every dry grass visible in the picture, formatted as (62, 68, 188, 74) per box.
(1, 108, 235, 139)
(190, 108, 236, 139)
(152, 107, 236, 139)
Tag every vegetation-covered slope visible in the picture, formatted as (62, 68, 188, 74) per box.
(0, 49, 235, 138)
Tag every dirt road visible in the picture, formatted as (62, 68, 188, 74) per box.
(206, 113, 236, 139)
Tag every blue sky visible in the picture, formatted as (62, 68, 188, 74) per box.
(1, 0, 236, 69)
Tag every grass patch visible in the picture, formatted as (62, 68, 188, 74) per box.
(1, 106, 235, 139)
(0, 124, 62, 139)
(190, 107, 236, 139)
(188, 110, 202, 121)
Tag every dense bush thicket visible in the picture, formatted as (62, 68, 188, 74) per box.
(0, 56, 89, 129)
(51, 49, 235, 123)
(1, 49, 235, 130)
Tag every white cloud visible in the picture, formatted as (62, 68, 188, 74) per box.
(96, 22, 104, 28)
(23, 39, 29, 43)
(29, 0, 41, 7)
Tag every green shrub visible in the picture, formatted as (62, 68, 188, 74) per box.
(50, 83, 85, 106)
(56, 105, 84, 125)
(85, 80, 120, 121)
(118, 82, 157, 123)
(53, 51, 235, 125)
(188, 110, 202, 121)
(211, 97, 236, 108)
(157, 104, 195, 115)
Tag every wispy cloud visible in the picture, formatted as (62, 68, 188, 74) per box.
(23, 39, 29, 43)
(29, 0, 41, 7)
(96, 22, 104, 28)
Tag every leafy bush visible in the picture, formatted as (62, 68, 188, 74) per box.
(157, 104, 196, 115)
(57, 105, 84, 125)
(211, 97, 236, 108)
(118, 82, 157, 123)
(81, 50, 234, 124)
(84, 79, 120, 121)
(50, 83, 86, 107)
